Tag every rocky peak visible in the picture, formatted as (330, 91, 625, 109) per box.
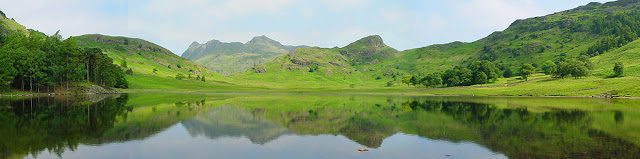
(345, 35, 387, 48)
(189, 41, 201, 48)
(246, 35, 282, 47)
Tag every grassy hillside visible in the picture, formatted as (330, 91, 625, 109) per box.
(0, 10, 28, 35)
(183, 35, 308, 75)
(75, 34, 221, 79)
(399, 0, 640, 75)
(233, 35, 407, 88)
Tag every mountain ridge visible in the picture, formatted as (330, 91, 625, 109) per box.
(182, 35, 309, 75)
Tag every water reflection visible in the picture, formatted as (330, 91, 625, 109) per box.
(1, 94, 639, 158)
(181, 105, 290, 144)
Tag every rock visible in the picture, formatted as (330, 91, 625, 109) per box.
(253, 65, 267, 73)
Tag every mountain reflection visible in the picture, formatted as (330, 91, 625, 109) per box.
(181, 105, 289, 144)
(2, 94, 640, 159)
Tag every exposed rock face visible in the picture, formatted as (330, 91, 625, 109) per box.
(253, 65, 267, 73)
(72, 85, 119, 94)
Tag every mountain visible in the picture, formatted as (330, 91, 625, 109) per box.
(397, 0, 640, 75)
(75, 34, 219, 78)
(239, 0, 640, 88)
(182, 35, 308, 75)
(0, 10, 28, 35)
(240, 35, 401, 87)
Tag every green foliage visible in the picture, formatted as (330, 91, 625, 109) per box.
(175, 73, 186, 80)
(386, 81, 394, 87)
(201, 76, 206, 82)
(468, 60, 499, 84)
(420, 73, 442, 88)
(477, 72, 488, 84)
(0, 31, 128, 91)
(503, 68, 513, 78)
(409, 76, 419, 87)
(519, 64, 535, 81)
(541, 61, 556, 75)
(614, 62, 624, 77)
(121, 57, 128, 68)
(402, 76, 412, 87)
(126, 68, 133, 75)
(152, 68, 158, 74)
(585, 10, 640, 57)
(0, 52, 16, 92)
(442, 66, 473, 87)
(577, 55, 594, 70)
(568, 60, 589, 79)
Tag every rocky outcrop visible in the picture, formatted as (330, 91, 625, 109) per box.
(73, 85, 120, 94)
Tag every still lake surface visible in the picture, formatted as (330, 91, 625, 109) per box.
(1, 93, 639, 159)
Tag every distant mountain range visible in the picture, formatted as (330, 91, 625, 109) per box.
(182, 36, 308, 75)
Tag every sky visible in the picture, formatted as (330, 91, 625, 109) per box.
(0, 0, 615, 55)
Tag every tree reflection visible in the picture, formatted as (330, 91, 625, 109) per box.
(0, 94, 128, 158)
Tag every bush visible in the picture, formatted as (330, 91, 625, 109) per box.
(614, 62, 624, 77)
(175, 73, 185, 80)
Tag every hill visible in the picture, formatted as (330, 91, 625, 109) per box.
(235, 35, 402, 88)
(75, 34, 220, 79)
(182, 35, 308, 75)
(0, 10, 28, 35)
(398, 0, 640, 75)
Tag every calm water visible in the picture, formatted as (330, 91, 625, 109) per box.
(1, 93, 639, 159)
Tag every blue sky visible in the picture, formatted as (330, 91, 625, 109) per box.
(0, 0, 614, 55)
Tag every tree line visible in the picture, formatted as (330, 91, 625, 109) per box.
(585, 10, 640, 57)
(402, 56, 596, 88)
(0, 30, 128, 92)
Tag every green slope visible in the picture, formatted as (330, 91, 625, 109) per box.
(399, 0, 640, 75)
(75, 34, 222, 79)
(234, 35, 404, 88)
(0, 10, 28, 36)
(182, 35, 308, 75)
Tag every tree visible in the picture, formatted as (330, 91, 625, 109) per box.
(420, 73, 442, 88)
(567, 60, 588, 78)
(152, 68, 158, 74)
(0, 51, 16, 92)
(503, 68, 513, 78)
(577, 55, 594, 70)
(477, 72, 488, 84)
(126, 68, 133, 75)
(188, 74, 191, 79)
(386, 81, 394, 87)
(410, 76, 419, 87)
(614, 62, 624, 77)
(175, 73, 185, 80)
(121, 58, 127, 68)
(402, 75, 412, 87)
(541, 60, 556, 75)
(468, 60, 498, 84)
(442, 66, 473, 87)
(201, 76, 206, 82)
(553, 62, 570, 78)
(519, 64, 535, 81)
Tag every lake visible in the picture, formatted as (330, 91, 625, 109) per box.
(1, 93, 639, 158)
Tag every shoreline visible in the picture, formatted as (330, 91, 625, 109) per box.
(5, 90, 637, 100)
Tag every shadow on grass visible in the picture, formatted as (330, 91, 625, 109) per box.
(604, 75, 623, 79)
